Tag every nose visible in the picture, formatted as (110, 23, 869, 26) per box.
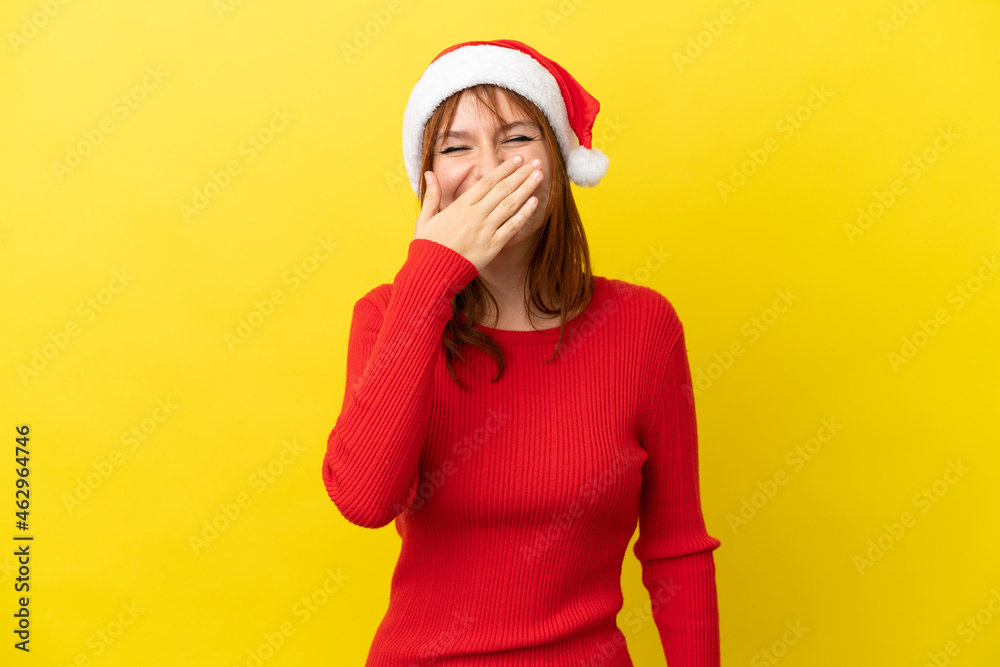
(473, 147, 503, 181)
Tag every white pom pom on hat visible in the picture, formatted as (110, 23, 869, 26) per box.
(402, 39, 609, 198)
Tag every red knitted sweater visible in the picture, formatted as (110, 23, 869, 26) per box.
(323, 238, 722, 666)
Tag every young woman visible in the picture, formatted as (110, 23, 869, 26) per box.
(323, 39, 723, 667)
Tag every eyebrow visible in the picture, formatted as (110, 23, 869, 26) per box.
(435, 120, 539, 144)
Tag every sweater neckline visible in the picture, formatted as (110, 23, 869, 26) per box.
(459, 276, 606, 346)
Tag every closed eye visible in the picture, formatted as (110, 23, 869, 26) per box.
(440, 136, 534, 155)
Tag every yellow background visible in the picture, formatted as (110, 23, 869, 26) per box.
(2, 0, 999, 665)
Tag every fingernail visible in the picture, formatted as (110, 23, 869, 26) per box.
(531, 159, 541, 168)
(513, 155, 523, 165)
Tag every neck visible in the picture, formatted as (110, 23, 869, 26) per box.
(476, 229, 551, 322)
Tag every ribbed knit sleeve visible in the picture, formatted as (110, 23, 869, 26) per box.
(322, 238, 478, 528)
(633, 303, 723, 667)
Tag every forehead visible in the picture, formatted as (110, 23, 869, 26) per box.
(434, 91, 541, 143)
(456, 89, 527, 126)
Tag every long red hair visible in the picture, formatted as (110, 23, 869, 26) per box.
(416, 84, 594, 389)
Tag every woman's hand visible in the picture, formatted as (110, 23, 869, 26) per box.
(413, 156, 543, 272)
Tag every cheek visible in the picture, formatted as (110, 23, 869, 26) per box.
(535, 175, 553, 205)
(434, 168, 466, 203)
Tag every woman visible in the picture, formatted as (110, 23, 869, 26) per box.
(323, 39, 723, 667)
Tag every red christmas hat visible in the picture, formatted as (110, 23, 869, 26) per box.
(402, 39, 609, 197)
